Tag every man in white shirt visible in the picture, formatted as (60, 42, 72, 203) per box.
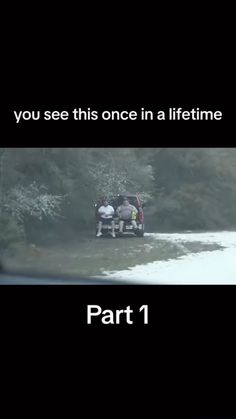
(96, 199, 116, 237)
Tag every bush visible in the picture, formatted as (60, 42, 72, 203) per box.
(0, 215, 25, 255)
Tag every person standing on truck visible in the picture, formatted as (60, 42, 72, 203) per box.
(117, 198, 138, 233)
(96, 199, 116, 237)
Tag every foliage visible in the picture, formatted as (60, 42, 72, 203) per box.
(0, 214, 25, 253)
(1, 147, 236, 248)
(3, 182, 65, 222)
(148, 148, 236, 230)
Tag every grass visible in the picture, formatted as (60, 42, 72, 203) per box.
(2, 233, 223, 278)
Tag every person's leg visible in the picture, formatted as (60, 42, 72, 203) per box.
(96, 221, 103, 236)
(111, 220, 116, 237)
(131, 220, 137, 229)
(119, 220, 124, 233)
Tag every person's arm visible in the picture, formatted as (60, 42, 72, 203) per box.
(110, 206, 115, 216)
(131, 205, 138, 213)
(98, 206, 105, 215)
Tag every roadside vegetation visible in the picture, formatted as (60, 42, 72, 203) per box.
(1, 148, 236, 256)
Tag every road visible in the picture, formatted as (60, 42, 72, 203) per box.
(1, 231, 235, 284)
(99, 232, 236, 284)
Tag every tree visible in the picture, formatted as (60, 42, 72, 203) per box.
(1, 147, 236, 246)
